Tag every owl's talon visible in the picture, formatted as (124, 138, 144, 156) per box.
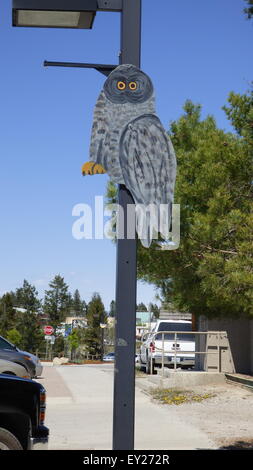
(82, 162, 106, 175)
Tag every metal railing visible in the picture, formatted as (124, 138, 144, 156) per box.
(145, 330, 229, 376)
(33, 351, 102, 362)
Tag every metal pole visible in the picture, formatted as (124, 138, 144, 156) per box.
(113, 0, 141, 451)
(101, 327, 104, 360)
(162, 333, 165, 379)
(174, 332, 177, 372)
(218, 332, 220, 373)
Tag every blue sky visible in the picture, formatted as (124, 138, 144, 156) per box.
(0, 0, 252, 310)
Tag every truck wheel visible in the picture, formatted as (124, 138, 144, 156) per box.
(146, 359, 156, 375)
(139, 363, 146, 372)
(139, 356, 146, 372)
(0, 428, 23, 450)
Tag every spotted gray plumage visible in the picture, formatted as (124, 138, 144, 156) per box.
(89, 64, 177, 247)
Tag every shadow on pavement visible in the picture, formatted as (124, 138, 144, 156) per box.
(218, 440, 253, 450)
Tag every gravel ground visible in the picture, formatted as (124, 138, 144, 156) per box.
(144, 381, 253, 449)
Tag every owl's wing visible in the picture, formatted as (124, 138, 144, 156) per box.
(119, 114, 176, 247)
(89, 91, 110, 166)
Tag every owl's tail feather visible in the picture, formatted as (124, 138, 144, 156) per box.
(135, 203, 171, 248)
(135, 205, 154, 249)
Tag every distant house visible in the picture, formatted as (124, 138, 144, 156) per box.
(13, 307, 27, 313)
(107, 317, 115, 328)
(65, 317, 87, 329)
(136, 311, 154, 325)
(136, 311, 154, 340)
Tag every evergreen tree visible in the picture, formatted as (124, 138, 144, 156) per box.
(106, 93, 253, 319)
(148, 303, 160, 319)
(12, 280, 44, 351)
(72, 289, 86, 317)
(83, 293, 106, 357)
(137, 97, 253, 318)
(14, 279, 41, 313)
(109, 300, 116, 317)
(136, 302, 147, 312)
(244, 0, 253, 19)
(43, 275, 70, 329)
(15, 311, 44, 352)
(6, 329, 22, 348)
(67, 329, 80, 360)
(0, 293, 16, 335)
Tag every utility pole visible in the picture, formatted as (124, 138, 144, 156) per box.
(113, 0, 141, 451)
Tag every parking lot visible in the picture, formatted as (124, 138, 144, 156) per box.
(36, 363, 217, 450)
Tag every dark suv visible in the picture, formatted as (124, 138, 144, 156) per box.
(0, 374, 49, 449)
(0, 336, 36, 378)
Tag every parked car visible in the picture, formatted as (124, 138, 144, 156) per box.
(0, 359, 31, 379)
(0, 374, 49, 450)
(18, 351, 43, 378)
(140, 320, 195, 374)
(0, 336, 36, 378)
(103, 352, 139, 363)
(103, 352, 115, 362)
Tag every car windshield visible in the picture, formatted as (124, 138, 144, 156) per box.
(155, 323, 195, 341)
(0, 337, 15, 350)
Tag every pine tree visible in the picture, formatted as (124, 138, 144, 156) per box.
(72, 289, 86, 317)
(244, 0, 253, 19)
(83, 293, 106, 357)
(15, 310, 44, 352)
(148, 303, 160, 319)
(12, 280, 44, 351)
(15, 279, 41, 313)
(43, 275, 70, 330)
(0, 293, 16, 335)
(109, 300, 116, 317)
(6, 329, 22, 348)
(136, 302, 147, 312)
(106, 93, 253, 320)
(137, 96, 253, 318)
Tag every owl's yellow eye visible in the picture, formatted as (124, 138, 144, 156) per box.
(129, 81, 137, 90)
(117, 81, 126, 90)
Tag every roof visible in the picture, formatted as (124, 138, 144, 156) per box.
(157, 319, 191, 324)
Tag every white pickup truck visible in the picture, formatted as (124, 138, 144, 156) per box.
(140, 320, 195, 374)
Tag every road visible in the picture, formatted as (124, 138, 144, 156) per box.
(37, 363, 216, 450)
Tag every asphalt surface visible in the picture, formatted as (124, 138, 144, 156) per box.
(37, 363, 216, 450)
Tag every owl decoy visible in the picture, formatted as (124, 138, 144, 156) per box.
(82, 64, 177, 248)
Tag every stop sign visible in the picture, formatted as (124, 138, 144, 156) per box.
(44, 325, 54, 336)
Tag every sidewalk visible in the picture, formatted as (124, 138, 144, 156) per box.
(37, 364, 216, 450)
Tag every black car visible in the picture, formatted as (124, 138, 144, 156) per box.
(0, 374, 49, 449)
(0, 336, 36, 378)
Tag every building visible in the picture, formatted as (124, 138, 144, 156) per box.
(136, 311, 155, 340)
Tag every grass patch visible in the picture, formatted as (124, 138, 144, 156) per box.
(135, 368, 147, 377)
(149, 387, 215, 405)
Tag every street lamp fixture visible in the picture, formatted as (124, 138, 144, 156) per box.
(12, 0, 98, 29)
